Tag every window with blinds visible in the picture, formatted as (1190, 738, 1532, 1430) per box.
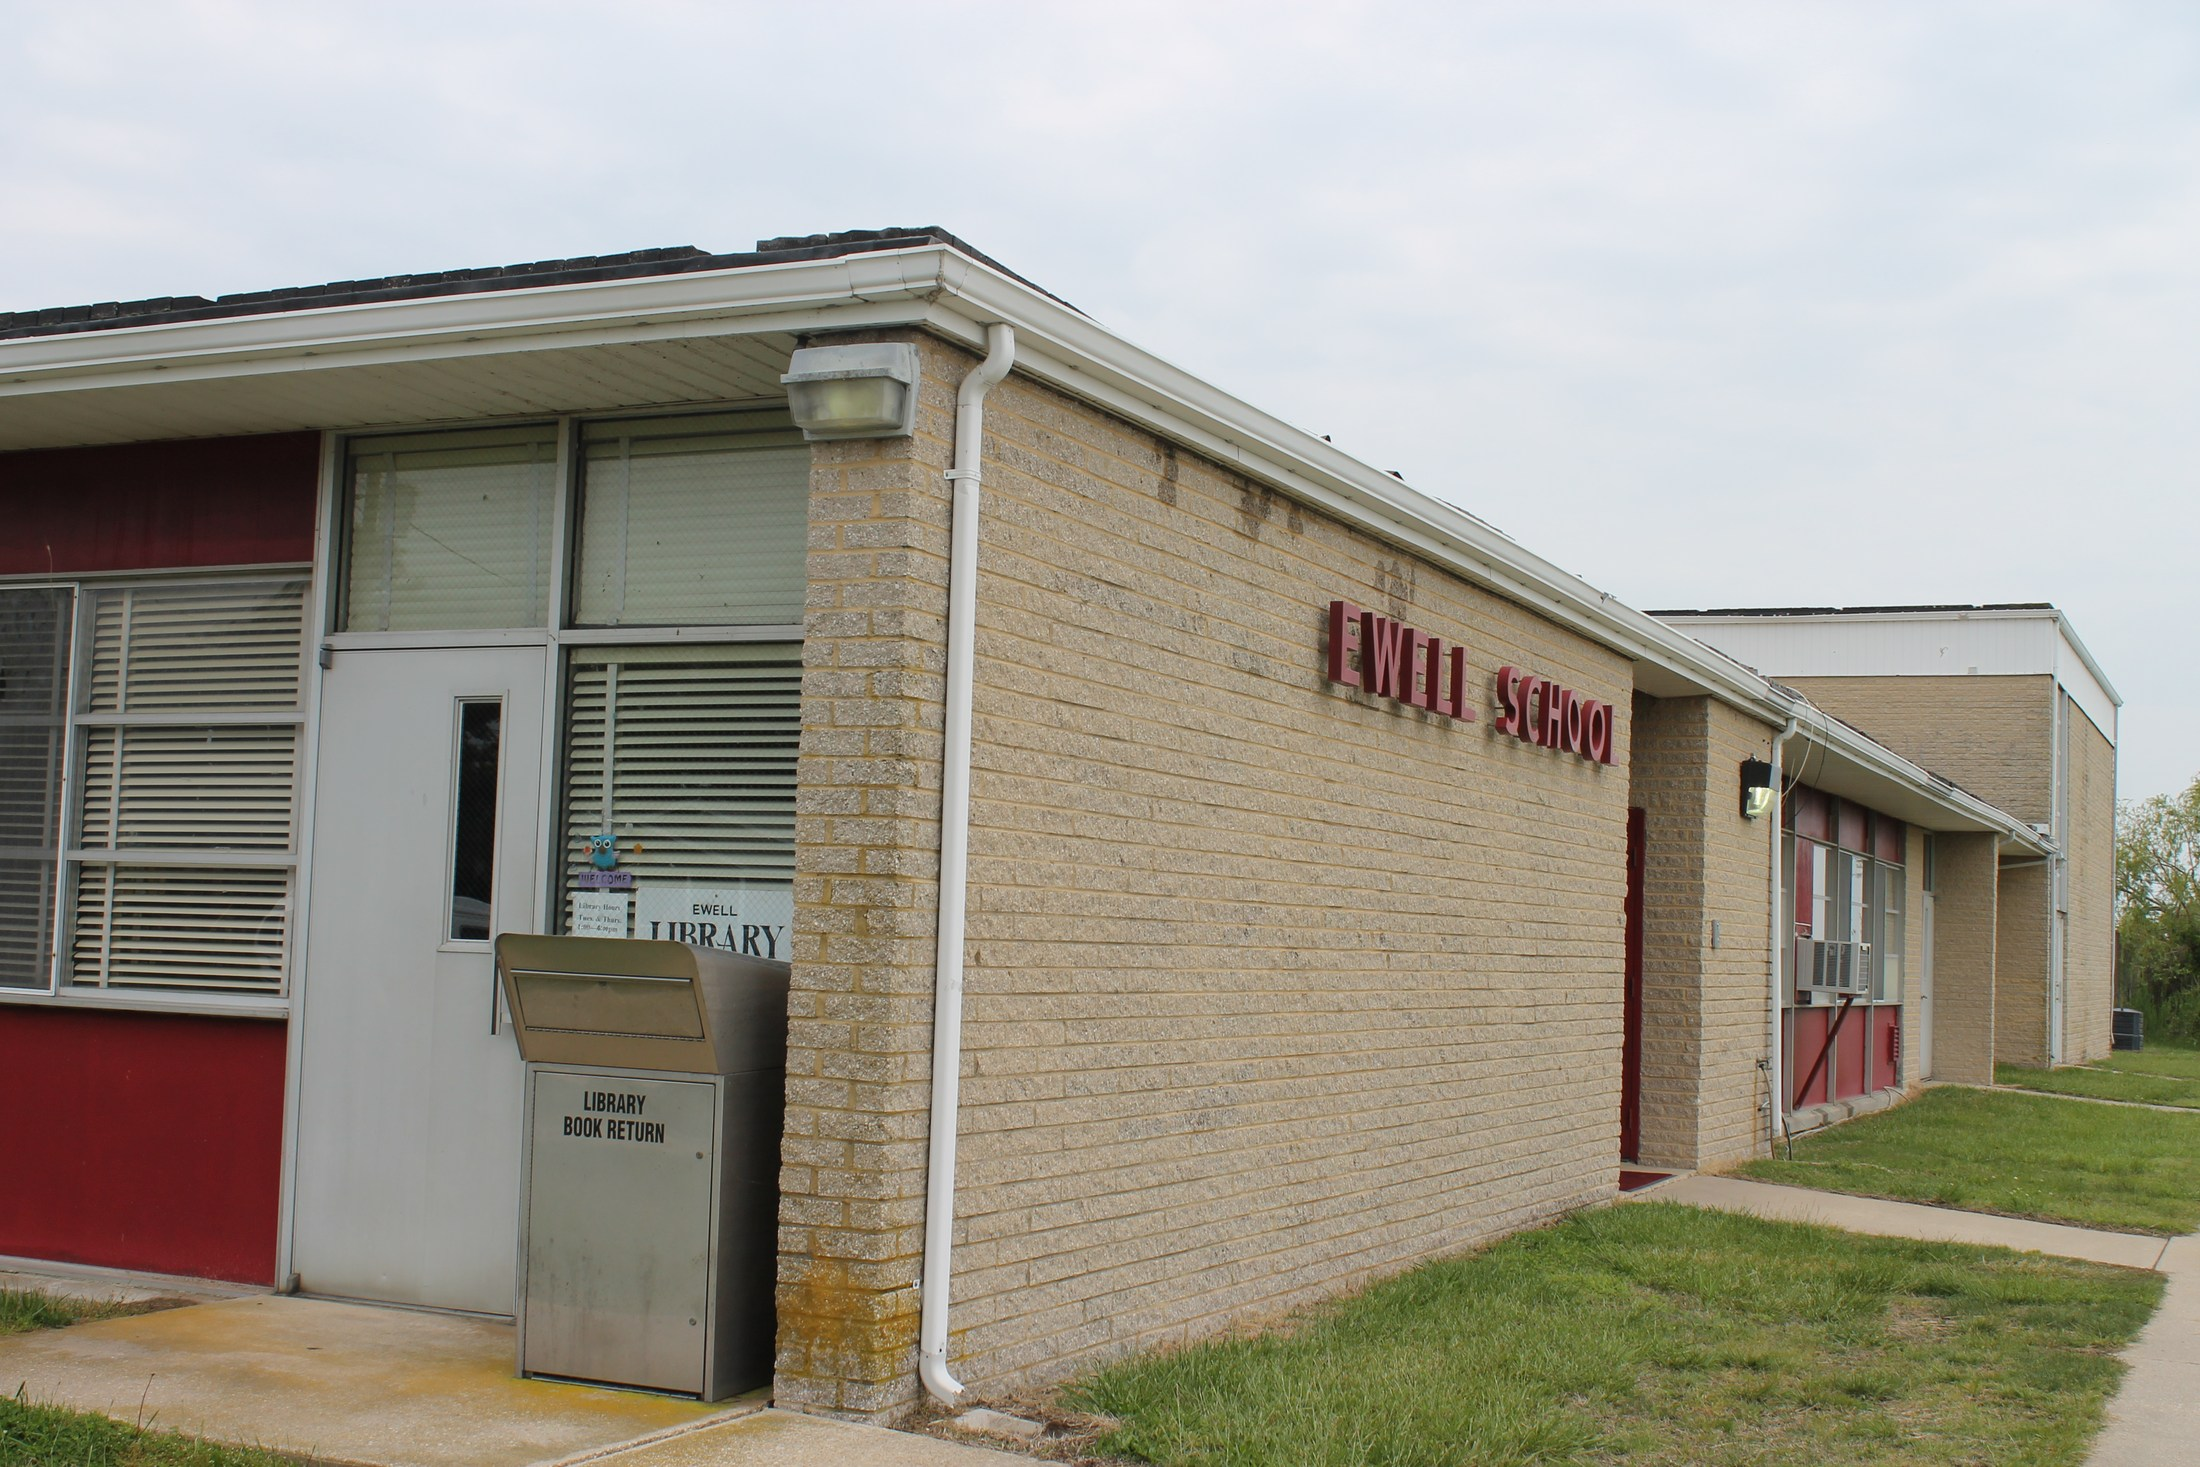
(0, 587, 73, 988)
(559, 643, 798, 937)
(342, 424, 559, 632)
(65, 579, 308, 994)
(573, 411, 809, 628)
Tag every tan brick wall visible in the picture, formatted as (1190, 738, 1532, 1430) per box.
(1626, 695, 1776, 1170)
(1995, 862, 2052, 1068)
(893, 336, 1634, 1402)
(2063, 700, 2117, 1063)
(777, 335, 961, 1419)
(1901, 825, 1926, 1082)
(778, 330, 1640, 1416)
(1784, 675, 2054, 824)
(1697, 703, 1781, 1165)
(1930, 833, 2000, 1084)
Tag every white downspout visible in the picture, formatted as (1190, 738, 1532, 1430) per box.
(1766, 717, 1799, 1151)
(919, 322, 1015, 1407)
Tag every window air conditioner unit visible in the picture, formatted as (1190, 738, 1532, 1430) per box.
(1796, 938, 1872, 997)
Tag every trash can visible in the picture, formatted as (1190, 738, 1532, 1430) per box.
(495, 934, 788, 1400)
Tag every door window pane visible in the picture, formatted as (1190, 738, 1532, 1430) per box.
(0, 586, 72, 988)
(573, 412, 808, 627)
(343, 425, 558, 631)
(449, 700, 502, 941)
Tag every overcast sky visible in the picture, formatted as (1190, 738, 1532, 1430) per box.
(5, 1, 2194, 801)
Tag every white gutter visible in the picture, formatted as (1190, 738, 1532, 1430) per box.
(0, 250, 967, 391)
(1766, 717, 1798, 1147)
(918, 322, 1014, 1407)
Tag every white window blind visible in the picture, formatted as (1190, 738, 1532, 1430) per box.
(71, 864, 290, 990)
(77, 726, 300, 850)
(574, 412, 808, 627)
(343, 424, 558, 632)
(66, 579, 307, 995)
(560, 643, 799, 919)
(0, 586, 73, 989)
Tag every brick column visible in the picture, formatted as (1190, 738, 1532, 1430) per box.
(1993, 862, 2052, 1068)
(1627, 694, 1778, 1170)
(774, 330, 970, 1420)
(1929, 833, 2000, 1085)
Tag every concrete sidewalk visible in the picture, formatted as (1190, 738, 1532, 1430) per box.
(1641, 1174, 2195, 1467)
(0, 1292, 738, 1467)
(0, 1283, 1022, 1467)
(1956, 1079, 2200, 1117)
(586, 1410, 1021, 1466)
(1641, 1174, 2174, 1268)
(2086, 1235, 2200, 1467)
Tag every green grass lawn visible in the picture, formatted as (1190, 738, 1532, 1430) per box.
(1998, 1041, 2200, 1110)
(0, 1287, 136, 1337)
(0, 1289, 295, 1467)
(1064, 1203, 2161, 1467)
(1737, 1085, 2200, 1235)
(0, 1395, 299, 1467)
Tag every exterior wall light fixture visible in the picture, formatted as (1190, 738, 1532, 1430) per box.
(1741, 757, 1776, 820)
(781, 343, 920, 441)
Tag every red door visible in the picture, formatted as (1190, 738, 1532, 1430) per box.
(1621, 807, 1647, 1162)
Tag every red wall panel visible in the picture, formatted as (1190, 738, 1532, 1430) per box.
(1872, 1005, 1903, 1089)
(1789, 1007, 1831, 1108)
(1835, 799, 1868, 855)
(1833, 1006, 1870, 1099)
(0, 1007, 285, 1284)
(0, 433, 319, 575)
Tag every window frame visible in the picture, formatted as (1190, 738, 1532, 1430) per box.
(0, 581, 77, 997)
(322, 408, 808, 952)
(440, 694, 507, 951)
(0, 563, 311, 1018)
(551, 641, 801, 947)
(1783, 829, 1909, 1013)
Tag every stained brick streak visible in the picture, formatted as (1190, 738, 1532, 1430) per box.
(776, 332, 1633, 1417)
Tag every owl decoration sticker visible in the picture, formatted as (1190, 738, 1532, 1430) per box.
(1325, 599, 1617, 765)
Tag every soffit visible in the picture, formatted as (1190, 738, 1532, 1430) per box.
(1788, 738, 2008, 839)
(0, 332, 799, 448)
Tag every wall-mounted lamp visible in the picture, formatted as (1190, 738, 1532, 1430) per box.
(1740, 757, 1776, 820)
(781, 342, 920, 441)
